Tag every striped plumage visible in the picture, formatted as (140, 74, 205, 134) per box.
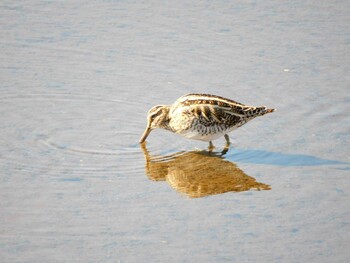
(140, 93, 275, 148)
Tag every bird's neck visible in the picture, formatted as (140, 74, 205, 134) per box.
(160, 115, 173, 131)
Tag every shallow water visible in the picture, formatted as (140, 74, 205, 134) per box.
(1, 1, 349, 262)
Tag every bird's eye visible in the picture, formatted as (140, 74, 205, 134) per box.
(150, 114, 157, 120)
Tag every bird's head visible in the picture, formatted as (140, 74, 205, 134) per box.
(139, 105, 170, 143)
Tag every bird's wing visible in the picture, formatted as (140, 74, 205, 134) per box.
(170, 93, 254, 124)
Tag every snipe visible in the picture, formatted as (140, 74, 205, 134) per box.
(140, 93, 275, 149)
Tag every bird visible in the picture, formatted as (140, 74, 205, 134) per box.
(139, 93, 275, 150)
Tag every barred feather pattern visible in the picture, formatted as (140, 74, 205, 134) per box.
(140, 93, 275, 143)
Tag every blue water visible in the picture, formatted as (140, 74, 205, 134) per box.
(0, 1, 349, 262)
(226, 149, 348, 166)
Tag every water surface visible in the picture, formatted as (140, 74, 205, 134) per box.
(0, 1, 349, 262)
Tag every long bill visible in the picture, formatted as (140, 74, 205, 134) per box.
(139, 127, 152, 143)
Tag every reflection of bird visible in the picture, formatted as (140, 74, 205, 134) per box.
(140, 93, 275, 150)
(141, 144, 270, 198)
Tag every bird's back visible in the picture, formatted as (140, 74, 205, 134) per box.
(170, 93, 274, 124)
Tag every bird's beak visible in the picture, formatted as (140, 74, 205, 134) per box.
(139, 126, 152, 143)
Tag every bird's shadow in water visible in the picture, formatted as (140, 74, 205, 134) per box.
(225, 148, 348, 167)
(140, 143, 271, 198)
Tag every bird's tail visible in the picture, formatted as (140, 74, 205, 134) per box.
(264, 108, 276, 114)
(248, 106, 276, 117)
(243, 105, 276, 118)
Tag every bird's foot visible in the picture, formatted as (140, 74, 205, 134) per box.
(208, 141, 215, 152)
(221, 146, 229, 155)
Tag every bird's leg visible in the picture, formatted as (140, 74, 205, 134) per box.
(208, 141, 214, 152)
(222, 134, 230, 155)
(224, 134, 230, 145)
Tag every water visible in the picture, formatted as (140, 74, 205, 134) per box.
(1, 1, 349, 262)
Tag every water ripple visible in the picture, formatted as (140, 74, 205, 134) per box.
(0, 91, 146, 177)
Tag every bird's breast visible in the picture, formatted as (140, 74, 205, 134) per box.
(174, 120, 233, 141)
